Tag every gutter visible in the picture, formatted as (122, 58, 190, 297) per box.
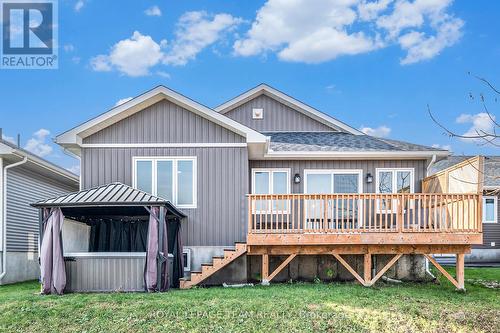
(0, 156, 28, 283)
(424, 154, 438, 280)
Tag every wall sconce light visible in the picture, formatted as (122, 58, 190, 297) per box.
(366, 173, 373, 184)
(294, 173, 301, 184)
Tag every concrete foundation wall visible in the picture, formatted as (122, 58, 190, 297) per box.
(190, 252, 429, 287)
(0, 251, 39, 285)
(466, 249, 500, 263)
(247, 254, 429, 283)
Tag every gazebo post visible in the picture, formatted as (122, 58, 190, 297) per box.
(157, 206, 165, 291)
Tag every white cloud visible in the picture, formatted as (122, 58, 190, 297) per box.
(156, 71, 171, 79)
(64, 44, 75, 52)
(24, 129, 53, 157)
(90, 31, 164, 76)
(74, 0, 85, 12)
(398, 16, 463, 64)
(456, 112, 496, 143)
(163, 11, 243, 66)
(359, 125, 391, 138)
(1, 133, 16, 144)
(145, 5, 162, 17)
(115, 97, 133, 106)
(66, 165, 81, 175)
(234, 0, 463, 65)
(432, 143, 452, 151)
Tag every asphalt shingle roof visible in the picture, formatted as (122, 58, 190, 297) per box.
(429, 156, 500, 188)
(264, 132, 444, 152)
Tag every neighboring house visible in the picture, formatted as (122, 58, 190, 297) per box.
(50, 84, 481, 291)
(429, 156, 500, 263)
(0, 138, 79, 284)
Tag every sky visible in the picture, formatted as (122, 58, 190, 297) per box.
(0, 0, 499, 175)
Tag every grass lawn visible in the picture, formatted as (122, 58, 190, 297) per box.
(0, 267, 499, 333)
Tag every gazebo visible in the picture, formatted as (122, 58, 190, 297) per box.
(31, 182, 186, 294)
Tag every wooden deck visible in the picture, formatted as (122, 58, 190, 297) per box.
(246, 193, 482, 290)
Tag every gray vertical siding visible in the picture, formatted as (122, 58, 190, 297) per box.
(249, 160, 427, 193)
(6, 167, 77, 252)
(84, 99, 245, 144)
(81, 98, 249, 246)
(475, 196, 500, 249)
(81, 147, 249, 247)
(223, 94, 335, 132)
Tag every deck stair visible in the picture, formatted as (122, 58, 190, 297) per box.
(180, 242, 247, 289)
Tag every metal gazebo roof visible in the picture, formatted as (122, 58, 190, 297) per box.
(31, 182, 186, 218)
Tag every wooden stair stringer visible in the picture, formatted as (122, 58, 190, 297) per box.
(180, 243, 247, 289)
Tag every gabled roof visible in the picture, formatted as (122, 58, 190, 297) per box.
(56, 85, 268, 149)
(0, 138, 79, 185)
(429, 156, 500, 188)
(215, 84, 364, 135)
(31, 182, 185, 217)
(263, 132, 449, 159)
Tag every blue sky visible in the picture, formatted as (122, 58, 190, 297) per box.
(0, 0, 499, 174)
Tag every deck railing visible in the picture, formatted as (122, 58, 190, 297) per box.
(248, 193, 482, 234)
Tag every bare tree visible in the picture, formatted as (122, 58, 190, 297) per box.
(428, 73, 499, 147)
(428, 73, 499, 191)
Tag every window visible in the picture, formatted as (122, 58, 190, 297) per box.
(376, 168, 414, 212)
(483, 196, 497, 223)
(133, 157, 196, 208)
(183, 248, 191, 271)
(251, 169, 290, 212)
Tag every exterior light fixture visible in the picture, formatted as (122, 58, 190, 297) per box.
(294, 173, 301, 184)
(366, 173, 373, 184)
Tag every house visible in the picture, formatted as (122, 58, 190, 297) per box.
(0, 137, 78, 285)
(37, 84, 482, 292)
(429, 156, 500, 264)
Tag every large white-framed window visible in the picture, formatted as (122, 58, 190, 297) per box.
(375, 168, 414, 212)
(251, 168, 290, 213)
(304, 169, 363, 229)
(133, 156, 197, 209)
(483, 196, 498, 224)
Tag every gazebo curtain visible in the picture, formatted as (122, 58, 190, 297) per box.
(40, 208, 66, 295)
(144, 207, 169, 292)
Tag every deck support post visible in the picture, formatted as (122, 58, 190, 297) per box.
(267, 254, 297, 283)
(363, 254, 372, 285)
(456, 253, 465, 291)
(424, 254, 465, 291)
(369, 254, 402, 286)
(261, 254, 269, 285)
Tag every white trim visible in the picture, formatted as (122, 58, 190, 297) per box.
(183, 248, 191, 271)
(215, 84, 364, 135)
(132, 156, 197, 209)
(375, 168, 415, 213)
(482, 196, 498, 224)
(251, 168, 291, 214)
(303, 169, 363, 194)
(81, 143, 247, 148)
(263, 150, 450, 159)
(56, 85, 267, 147)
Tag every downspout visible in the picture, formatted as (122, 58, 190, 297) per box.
(0, 156, 28, 282)
(424, 154, 438, 279)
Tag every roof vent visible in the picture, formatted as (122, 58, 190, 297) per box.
(252, 108, 263, 120)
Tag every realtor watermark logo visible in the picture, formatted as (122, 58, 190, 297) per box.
(1, 0, 58, 69)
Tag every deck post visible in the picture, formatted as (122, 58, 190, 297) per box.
(261, 254, 269, 285)
(456, 253, 465, 291)
(364, 254, 371, 285)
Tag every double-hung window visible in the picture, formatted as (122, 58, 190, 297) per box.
(376, 168, 414, 212)
(251, 169, 290, 213)
(134, 157, 196, 208)
(483, 196, 498, 224)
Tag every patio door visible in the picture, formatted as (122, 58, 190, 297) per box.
(304, 170, 362, 230)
